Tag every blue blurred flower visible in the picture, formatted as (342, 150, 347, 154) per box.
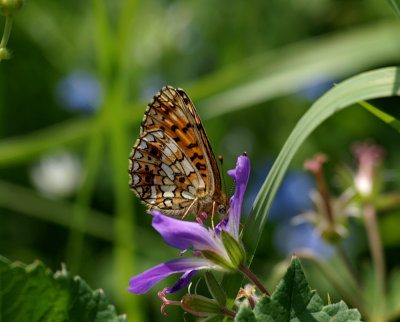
(298, 76, 336, 101)
(274, 222, 334, 258)
(244, 161, 333, 257)
(55, 71, 102, 113)
(244, 163, 313, 220)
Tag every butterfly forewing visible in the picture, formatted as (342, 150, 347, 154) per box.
(129, 86, 226, 217)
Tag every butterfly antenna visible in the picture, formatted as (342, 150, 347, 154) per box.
(218, 155, 228, 196)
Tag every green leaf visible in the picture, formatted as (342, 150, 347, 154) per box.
(205, 271, 227, 307)
(0, 255, 125, 322)
(235, 257, 361, 322)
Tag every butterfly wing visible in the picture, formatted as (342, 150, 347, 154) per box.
(129, 86, 222, 217)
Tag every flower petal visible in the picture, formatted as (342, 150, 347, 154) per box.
(127, 257, 214, 294)
(166, 270, 198, 293)
(151, 211, 224, 252)
(227, 155, 250, 239)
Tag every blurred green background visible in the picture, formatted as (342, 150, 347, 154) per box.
(1, 0, 400, 320)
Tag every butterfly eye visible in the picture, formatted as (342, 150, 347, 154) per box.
(218, 205, 226, 215)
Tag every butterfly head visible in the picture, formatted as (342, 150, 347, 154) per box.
(215, 193, 230, 218)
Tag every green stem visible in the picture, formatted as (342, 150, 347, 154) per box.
(363, 202, 386, 304)
(238, 263, 270, 296)
(336, 243, 361, 287)
(0, 15, 13, 48)
(66, 126, 103, 272)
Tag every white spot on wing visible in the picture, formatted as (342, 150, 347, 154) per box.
(153, 131, 163, 138)
(134, 151, 143, 159)
(182, 191, 195, 200)
(133, 162, 139, 171)
(166, 140, 178, 153)
(181, 158, 194, 176)
(133, 175, 140, 185)
(144, 134, 155, 142)
(161, 163, 174, 181)
(163, 146, 173, 157)
(165, 199, 173, 207)
(151, 186, 157, 198)
(139, 141, 148, 149)
(161, 185, 176, 198)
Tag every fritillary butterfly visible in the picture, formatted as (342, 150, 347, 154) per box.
(129, 86, 228, 218)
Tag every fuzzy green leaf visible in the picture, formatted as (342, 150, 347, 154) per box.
(235, 257, 361, 322)
(0, 255, 125, 322)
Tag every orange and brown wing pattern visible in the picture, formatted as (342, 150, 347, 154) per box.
(139, 86, 217, 194)
(175, 88, 222, 195)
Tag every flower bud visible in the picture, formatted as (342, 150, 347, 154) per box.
(220, 230, 245, 267)
(0, 0, 24, 15)
(181, 294, 222, 317)
(0, 48, 11, 61)
(202, 250, 236, 271)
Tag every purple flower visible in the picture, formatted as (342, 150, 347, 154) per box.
(127, 155, 250, 294)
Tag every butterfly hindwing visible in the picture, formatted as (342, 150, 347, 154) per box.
(129, 86, 227, 217)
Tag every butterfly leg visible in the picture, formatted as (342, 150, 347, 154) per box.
(181, 197, 199, 220)
(211, 201, 216, 231)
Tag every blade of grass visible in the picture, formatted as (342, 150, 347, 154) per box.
(387, 0, 400, 20)
(0, 117, 95, 166)
(0, 179, 171, 260)
(0, 180, 114, 241)
(2, 21, 400, 166)
(223, 66, 400, 301)
(359, 100, 400, 132)
(198, 21, 400, 119)
(103, 82, 142, 321)
(245, 66, 400, 263)
(90, 0, 142, 319)
(66, 126, 104, 273)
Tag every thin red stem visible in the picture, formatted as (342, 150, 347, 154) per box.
(239, 263, 270, 296)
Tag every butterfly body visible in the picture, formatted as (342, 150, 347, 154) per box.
(129, 86, 228, 218)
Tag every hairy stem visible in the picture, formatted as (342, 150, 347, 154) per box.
(238, 263, 270, 296)
(222, 307, 237, 318)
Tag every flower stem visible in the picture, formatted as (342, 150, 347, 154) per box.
(222, 307, 237, 318)
(0, 15, 13, 49)
(364, 202, 386, 301)
(336, 243, 361, 287)
(314, 164, 334, 225)
(238, 263, 270, 296)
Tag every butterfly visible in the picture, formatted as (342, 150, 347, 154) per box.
(129, 86, 228, 219)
